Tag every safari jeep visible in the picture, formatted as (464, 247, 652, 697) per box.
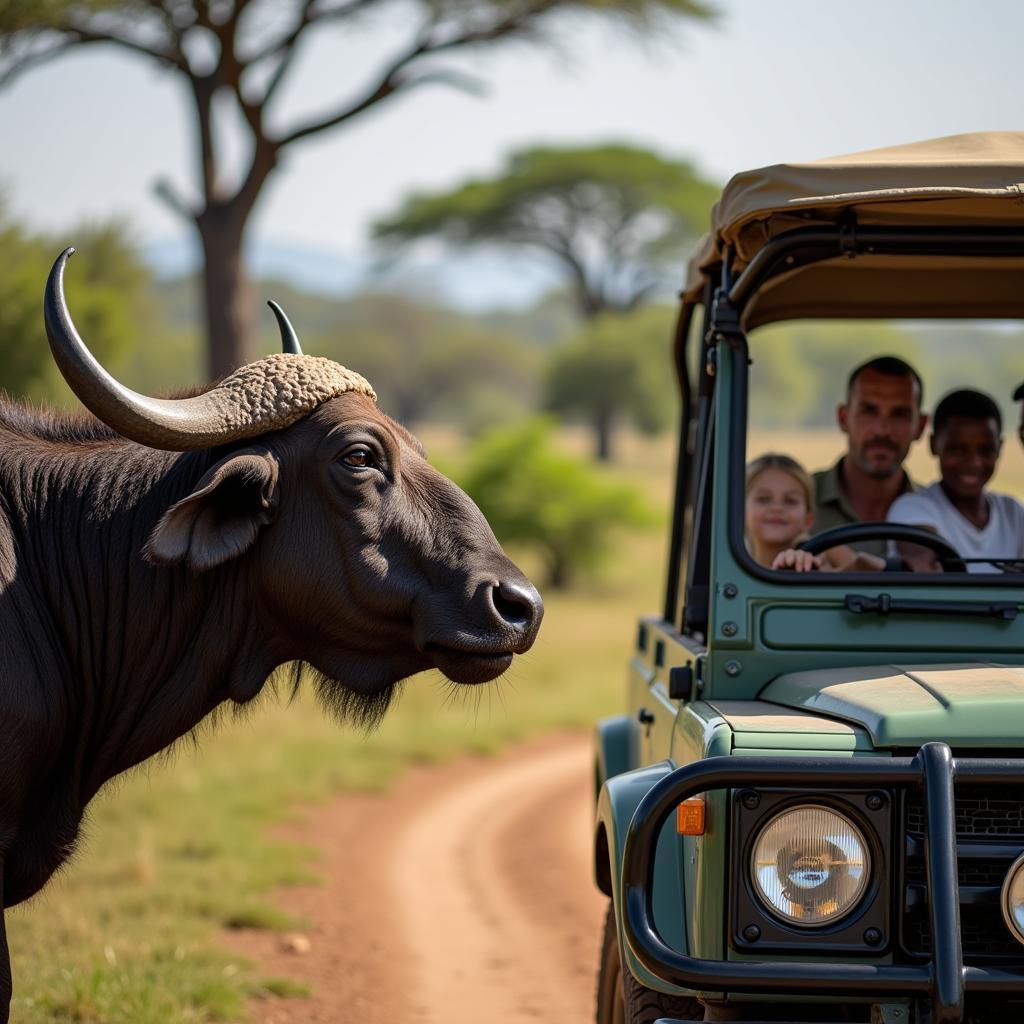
(593, 132, 1024, 1024)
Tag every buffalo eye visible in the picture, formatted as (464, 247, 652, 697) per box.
(340, 446, 375, 470)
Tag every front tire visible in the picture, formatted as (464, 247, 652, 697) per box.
(595, 903, 704, 1024)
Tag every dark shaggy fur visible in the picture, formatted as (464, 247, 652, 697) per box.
(0, 387, 541, 1023)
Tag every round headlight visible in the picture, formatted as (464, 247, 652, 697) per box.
(750, 805, 871, 926)
(1001, 853, 1024, 945)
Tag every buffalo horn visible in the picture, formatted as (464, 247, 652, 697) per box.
(44, 248, 375, 451)
(267, 300, 303, 355)
(44, 247, 237, 450)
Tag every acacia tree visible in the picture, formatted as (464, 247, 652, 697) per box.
(374, 143, 719, 319)
(0, 1, 714, 378)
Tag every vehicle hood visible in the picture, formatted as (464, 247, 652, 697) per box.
(760, 663, 1024, 748)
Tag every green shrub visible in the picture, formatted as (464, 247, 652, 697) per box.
(460, 418, 655, 588)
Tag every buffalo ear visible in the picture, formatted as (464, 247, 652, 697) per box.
(144, 449, 280, 572)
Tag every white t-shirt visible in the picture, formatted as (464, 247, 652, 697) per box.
(887, 482, 1024, 573)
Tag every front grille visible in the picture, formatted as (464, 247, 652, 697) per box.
(905, 856, 1009, 887)
(905, 905, 1015, 959)
(906, 790, 1024, 836)
(902, 784, 1024, 963)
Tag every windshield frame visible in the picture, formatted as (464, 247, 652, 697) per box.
(715, 226, 1024, 588)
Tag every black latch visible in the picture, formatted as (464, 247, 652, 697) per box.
(669, 665, 694, 701)
(706, 285, 744, 350)
(839, 213, 859, 258)
(637, 707, 655, 739)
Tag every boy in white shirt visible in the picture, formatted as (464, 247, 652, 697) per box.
(888, 389, 1024, 573)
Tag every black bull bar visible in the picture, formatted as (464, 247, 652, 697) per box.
(622, 742, 1024, 1024)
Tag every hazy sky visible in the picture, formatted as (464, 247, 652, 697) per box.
(2, 0, 1022, 258)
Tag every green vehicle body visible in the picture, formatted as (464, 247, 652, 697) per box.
(592, 134, 1024, 1024)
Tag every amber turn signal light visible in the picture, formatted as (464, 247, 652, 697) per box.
(676, 797, 706, 835)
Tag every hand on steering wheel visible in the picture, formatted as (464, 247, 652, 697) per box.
(796, 522, 967, 573)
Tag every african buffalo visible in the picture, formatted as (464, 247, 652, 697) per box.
(0, 249, 542, 1019)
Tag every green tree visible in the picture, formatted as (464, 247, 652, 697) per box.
(1, 2, 714, 379)
(375, 143, 719, 320)
(460, 417, 654, 589)
(0, 207, 151, 401)
(545, 305, 675, 460)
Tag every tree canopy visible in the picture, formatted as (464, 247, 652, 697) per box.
(1, 0, 715, 377)
(374, 143, 719, 319)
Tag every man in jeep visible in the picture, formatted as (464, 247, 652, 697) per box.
(813, 355, 928, 555)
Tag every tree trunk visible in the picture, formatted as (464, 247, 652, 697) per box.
(594, 407, 614, 462)
(547, 550, 570, 590)
(197, 212, 253, 380)
(393, 388, 427, 429)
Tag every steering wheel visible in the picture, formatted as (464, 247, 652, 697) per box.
(796, 522, 967, 573)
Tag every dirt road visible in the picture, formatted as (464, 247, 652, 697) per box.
(226, 733, 607, 1023)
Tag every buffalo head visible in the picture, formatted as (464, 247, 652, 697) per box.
(43, 250, 543, 715)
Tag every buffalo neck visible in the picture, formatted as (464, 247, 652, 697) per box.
(0, 430, 283, 801)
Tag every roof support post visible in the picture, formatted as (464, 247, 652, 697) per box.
(662, 300, 697, 625)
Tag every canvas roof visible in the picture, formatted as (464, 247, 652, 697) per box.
(682, 132, 1024, 327)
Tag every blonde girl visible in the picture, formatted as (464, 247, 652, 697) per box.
(745, 454, 881, 572)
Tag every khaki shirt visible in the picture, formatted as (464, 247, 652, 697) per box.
(812, 458, 918, 557)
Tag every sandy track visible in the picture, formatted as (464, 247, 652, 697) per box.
(226, 733, 606, 1023)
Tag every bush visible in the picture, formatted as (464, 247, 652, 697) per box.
(0, 209, 157, 403)
(459, 418, 654, 589)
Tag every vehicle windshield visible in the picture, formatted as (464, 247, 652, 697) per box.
(742, 319, 1024, 579)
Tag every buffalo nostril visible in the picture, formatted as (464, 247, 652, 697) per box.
(491, 580, 542, 631)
